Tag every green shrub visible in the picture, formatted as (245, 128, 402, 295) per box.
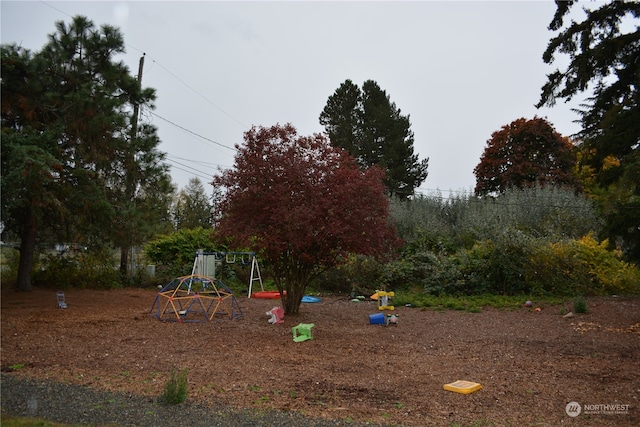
(383, 258, 416, 290)
(313, 266, 352, 294)
(527, 234, 640, 296)
(145, 228, 218, 279)
(32, 247, 122, 289)
(390, 185, 601, 254)
(0, 247, 21, 285)
(387, 185, 609, 297)
(573, 295, 588, 314)
(314, 254, 385, 294)
(161, 367, 188, 405)
(416, 252, 465, 295)
(460, 231, 534, 295)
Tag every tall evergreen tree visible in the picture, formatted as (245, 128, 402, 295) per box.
(320, 79, 428, 199)
(111, 119, 175, 277)
(1, 16, 172, 290)
(172, 177, 213, 230)
(318, 79, 362, 162)
(536, 1, 640, 261)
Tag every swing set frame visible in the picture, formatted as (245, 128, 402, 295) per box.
(191, 250, 264, 297)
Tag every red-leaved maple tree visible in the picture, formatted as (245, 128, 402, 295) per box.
(474, 117, 578, 196)
(213, 124, 399, 314)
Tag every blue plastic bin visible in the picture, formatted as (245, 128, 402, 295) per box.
(369, 313, 385, 325)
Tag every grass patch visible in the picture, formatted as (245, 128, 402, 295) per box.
(1, 417, 119, 427)
(393, 292, 564, 312)
(255, 395, 270, 404)
(160, 367, 188, 405)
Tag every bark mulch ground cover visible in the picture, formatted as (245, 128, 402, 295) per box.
(1, 286, 638, 426)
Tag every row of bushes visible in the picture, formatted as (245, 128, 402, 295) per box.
(316, 233, 640, 297)
(316, 185, 638, 297)
(26, 229, 634, 295)
(3, 186, 638, 296)
(1, 247, 153, 289)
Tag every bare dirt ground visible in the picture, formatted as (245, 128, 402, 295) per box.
(1, 286, 639, 426)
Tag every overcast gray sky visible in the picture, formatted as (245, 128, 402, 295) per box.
(1, 1, 589, 196)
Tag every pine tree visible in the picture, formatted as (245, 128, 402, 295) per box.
(1, 16, 172, 290)
(536, 1, 640, 261)
(320, 79, 428, 199)
(172, 178, 212, 230)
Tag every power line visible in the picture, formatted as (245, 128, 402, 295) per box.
(40, 1, 72, 18)
(148, 59, 249, 130)
(416, 187, 475, 195)
(151, 112, 237, 152)
(40, 1, 248, 134)
(166, 160, 211, 182)
(167, 154, 231, 170)
(165, 157, 213, 178)
(125, 43, 249, 129)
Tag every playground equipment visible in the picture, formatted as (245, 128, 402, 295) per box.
(377, 290, 394, 310)
(369, 313, 385, 324)
(266, 306, 284, 324)
(57, 291, 68, 309)
(192, 250, 264, 297)
(252, 290, 283, 299)
(150, 274, 242, 322)
(386, 314, 399, 325)
(443, 380, 482, 394)
(292, 323, 315, 342)
(369, 312, 399, 325)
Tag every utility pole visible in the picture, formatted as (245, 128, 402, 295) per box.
(130, 53, 145, 141)
(121, 53, 146, 279)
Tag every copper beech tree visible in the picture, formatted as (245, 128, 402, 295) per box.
(213, 124, 399, 314)
(474, 117, 578, 196)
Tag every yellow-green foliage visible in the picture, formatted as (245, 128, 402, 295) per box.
(528, 234, 640, 295)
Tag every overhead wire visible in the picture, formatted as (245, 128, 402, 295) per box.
(167, 154, 231, 170)
(165, 156, 214, 178)
(150, 112, 237, 152)
(40, 1, 72, 18)
(148, 59, 249, 130)
(166, 161, 211, 182)
(39, 2, 522, 194)
(39, 1, 241, 185)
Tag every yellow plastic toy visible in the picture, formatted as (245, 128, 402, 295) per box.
(443, 380, 482, 394)
(377, 290, 394, 310)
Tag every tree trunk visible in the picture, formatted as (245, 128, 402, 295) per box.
(16, 209, 38, 292)
(274, 258, 314, 315)
(281, 280, 307, 315)
(282, 289, 302, 315)
(120, 246, 129, 279)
